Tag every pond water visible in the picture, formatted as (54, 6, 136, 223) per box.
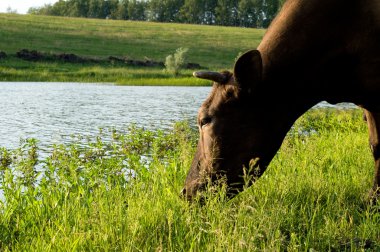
(0, 82, 356, 150)
(0, 82, 210, 150)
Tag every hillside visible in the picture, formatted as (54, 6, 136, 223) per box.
(0, 14, 265, 84)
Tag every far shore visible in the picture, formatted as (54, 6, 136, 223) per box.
(0, 54, 212, 86)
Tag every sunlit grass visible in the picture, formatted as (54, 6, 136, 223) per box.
(0, 14, 264, 68)
(0, 109, 379, 250)
(0, 13, 265, 84)
(0, 56, 211, 85)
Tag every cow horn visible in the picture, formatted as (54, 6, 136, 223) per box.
(193, 71, 228, 84)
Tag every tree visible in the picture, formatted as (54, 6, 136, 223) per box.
(6, 6, 17, 14)
(238, 0, 263, 27)
(166, 0, 185, 22)
(73, 0, 89, 17)
(88, 0, 102, 18)
(262, 0, 280, 27)
(128, 0, 146, 20)
(115, 0, 129, 20)
(43, 0, 69, 16)
(26, 0, 284, 28)
(180, 0, 204, 24)
(107, 0, 121, 19)
(180, 0, 217, 25)
(148, 0, 184, 22)
(203, 0, 218, 24)
(147, 0, 163, 21)
(215, 0, 238, 26)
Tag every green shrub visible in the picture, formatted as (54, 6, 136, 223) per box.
(165, 47, 189, 76)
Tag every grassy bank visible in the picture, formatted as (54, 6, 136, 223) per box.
(0, 14, 265, 85)
(0, 56, 209, 85)
(1, 108, 379, 251)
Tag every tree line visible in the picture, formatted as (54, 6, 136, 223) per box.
(28, 0, 286, 28)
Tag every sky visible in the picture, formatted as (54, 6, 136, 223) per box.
(0, 0, 58, 14)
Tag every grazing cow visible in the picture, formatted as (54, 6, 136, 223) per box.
(182, 0, 380, 201)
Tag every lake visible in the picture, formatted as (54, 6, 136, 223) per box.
(0, 82, 356, 150)
(0, 82, 211, 150)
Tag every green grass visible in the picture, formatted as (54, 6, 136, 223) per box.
(0, 14, 265, 85)
(1, 109, 379, 251)
(0, 56, 210, 85)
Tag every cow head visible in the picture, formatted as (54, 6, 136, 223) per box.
(182, 50, 298, 201)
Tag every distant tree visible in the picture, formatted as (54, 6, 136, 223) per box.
(98, 0, 112, 18)
(107, 0, 120, 19)
(6, 6, 18, 14)
(26, 0, 284, 28)
(230, 0, 239, 26)
(148, 0, 164, 22)
(88, 0, 102, 18)
(148, 0, 184, 22)
(181, 0, 217, 24)
(215, 0, 229, 25)
(179, 0, 204, 24)
(238, 0, 255, 27)
(262, 0, 280, 27)
(65, 0, 78, 16)
(163, 0, 182, 22)
(215, 0, 238, 26)
(43, 1, 69, 16)
(71, 0, 89, 17)
(27, 7, 40, 14)
(128, 0, 147, 20)
(203, 0, 218, 24)
(115, 0, 129, 20)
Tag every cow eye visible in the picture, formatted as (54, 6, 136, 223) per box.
(200, 117, 212, 127)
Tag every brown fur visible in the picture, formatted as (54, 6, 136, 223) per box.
(183, 0, 380, 201)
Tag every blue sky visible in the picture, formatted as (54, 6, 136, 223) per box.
(0, 0, 58, 14)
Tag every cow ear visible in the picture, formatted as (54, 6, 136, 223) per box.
(234, 50, 262, 91)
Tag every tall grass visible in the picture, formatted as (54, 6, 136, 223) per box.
(1, 109, 379, 251)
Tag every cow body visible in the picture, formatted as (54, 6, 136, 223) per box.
(183, 0, 380, 201)
(258, 0, 380, 110)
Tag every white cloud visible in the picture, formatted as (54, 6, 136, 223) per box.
(0, 0, 58, 14)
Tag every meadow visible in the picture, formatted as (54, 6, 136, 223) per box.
(0, 14, 264, 85)
(1, 13, 379, 251)
(1, 108, 379, 251)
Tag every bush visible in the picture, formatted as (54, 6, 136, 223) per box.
(165, 47, 189, 76)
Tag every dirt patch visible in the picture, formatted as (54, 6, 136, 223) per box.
(0, 51, 7, 59)
(57, 53, 86, 63)
(185, 62, 201, 69)
(109, 56, 165, 67)
(16, 49, 44, 61)
(16, 49, 89, 63)
(15, 49, 204, 69)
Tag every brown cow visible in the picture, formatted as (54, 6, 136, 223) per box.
(182, 0, 380, 201)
